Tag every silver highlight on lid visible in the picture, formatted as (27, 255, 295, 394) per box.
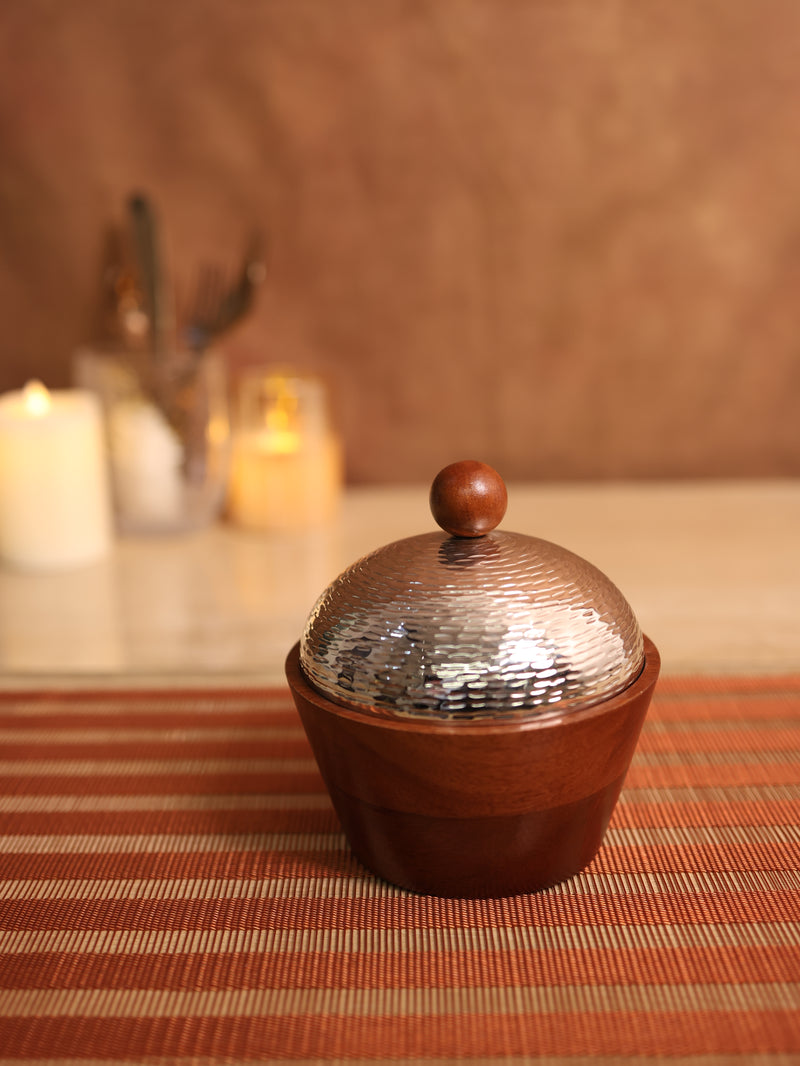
(300, 530, 644, 722)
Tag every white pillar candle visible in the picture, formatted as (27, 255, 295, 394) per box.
(0, 381, 112, 571)
(107, 398, 184, 528)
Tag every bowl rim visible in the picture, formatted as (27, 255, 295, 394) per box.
(286, 634, 660, 737)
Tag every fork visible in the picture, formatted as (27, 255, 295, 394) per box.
(184, 263, 229, 355)
(184, 231, 267, 355)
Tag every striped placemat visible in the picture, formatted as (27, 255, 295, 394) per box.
(1, 676, 799, 1063)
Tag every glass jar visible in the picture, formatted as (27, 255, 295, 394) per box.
(227, 368, 342, 532)
(74, 348, 231, 534)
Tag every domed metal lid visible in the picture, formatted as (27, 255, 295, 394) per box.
(300, 461, 645, 722)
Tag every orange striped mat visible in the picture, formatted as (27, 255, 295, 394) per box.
(1, 676, 798, 1063)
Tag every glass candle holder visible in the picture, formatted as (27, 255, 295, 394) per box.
(74, 348, 231, 535)
(227, 369, 343, 532)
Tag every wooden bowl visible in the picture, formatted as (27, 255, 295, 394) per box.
(286, 635, 660, 897)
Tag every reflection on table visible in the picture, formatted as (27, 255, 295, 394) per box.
(0, 479, 797, 687)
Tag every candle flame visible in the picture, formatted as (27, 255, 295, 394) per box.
(23, 380, 51, 417)
(264, 384, 301, 453)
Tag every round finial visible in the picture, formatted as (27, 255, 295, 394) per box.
(430, 460, 508, 537)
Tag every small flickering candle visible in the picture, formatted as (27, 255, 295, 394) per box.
(0, 380, 112, 570)
(227, 371, 342, 532)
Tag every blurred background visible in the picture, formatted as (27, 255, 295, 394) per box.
(1, 0, 798, 484)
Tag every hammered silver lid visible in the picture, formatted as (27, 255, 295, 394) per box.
(300, 461, 644, 722)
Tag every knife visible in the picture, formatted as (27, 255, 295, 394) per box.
(127, 192, 171, 361)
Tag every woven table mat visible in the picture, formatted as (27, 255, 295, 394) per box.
(1, 676, 798, 1064)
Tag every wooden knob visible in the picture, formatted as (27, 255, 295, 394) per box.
(430, 460, 508, 537)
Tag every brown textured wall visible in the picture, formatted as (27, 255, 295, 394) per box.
(1, 0, 799, 482)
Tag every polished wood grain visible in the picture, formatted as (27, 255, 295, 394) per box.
(429, 460, 508, 538)
(286, 637, 660, 897)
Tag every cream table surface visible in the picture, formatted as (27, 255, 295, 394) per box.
(0, 479, 797, 688)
